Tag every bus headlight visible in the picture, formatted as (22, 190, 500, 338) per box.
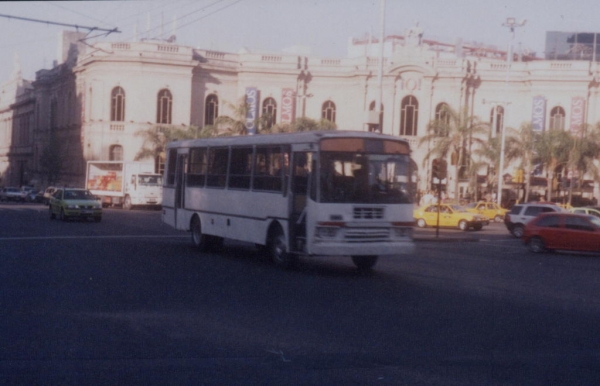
(315, 222, 344, 239)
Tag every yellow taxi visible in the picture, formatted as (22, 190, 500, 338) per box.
(464, 201, 508, 222)
(414, 203, 489, 231)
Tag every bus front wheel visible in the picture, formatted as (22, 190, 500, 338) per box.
(268, 225, 297, 269)
(191, 216, 209, 252)
(352, 255, 378, 271)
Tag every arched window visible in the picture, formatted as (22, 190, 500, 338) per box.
(549, 106, 565, 130)
(262, 97, 277, 129)
(400, 96, 419, 136)
(490, 105, 504, 135)
(434, 103, 450, 135)
(109, 145, 123, 161)
(156, 89, 172, 124)
(111, 87, 125, 122)
(205, 94, 218, 126)
(322, 100, 336, 123)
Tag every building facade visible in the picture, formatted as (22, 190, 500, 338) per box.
(2, 28, 600, 202)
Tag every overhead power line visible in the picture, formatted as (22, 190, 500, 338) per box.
(0, 13, 120, 34)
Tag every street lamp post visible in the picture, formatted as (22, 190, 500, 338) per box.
(497, 17, 526, 207)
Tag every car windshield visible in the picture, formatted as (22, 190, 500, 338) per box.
(64, 190, 96, 200)
(465, 202, 477, 209)
(449, 204, 469, 212)
(138, 175, 162, 186)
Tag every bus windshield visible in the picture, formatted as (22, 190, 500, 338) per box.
(319, 152, 412, 204)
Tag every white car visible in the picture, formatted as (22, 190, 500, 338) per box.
(504, 202, 565, 238)
(0, 187, 27, 202)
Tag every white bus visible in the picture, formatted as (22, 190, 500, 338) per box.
(161, 130, 415, 270)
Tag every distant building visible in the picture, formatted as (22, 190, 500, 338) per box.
(1, 27, 600, 202)
(545, 31, 600, 61)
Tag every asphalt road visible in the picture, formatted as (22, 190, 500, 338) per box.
(1, 203, 600, 385)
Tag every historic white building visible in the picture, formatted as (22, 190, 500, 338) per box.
(2, 27, 600, 203)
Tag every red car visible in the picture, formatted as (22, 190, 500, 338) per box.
(523, 212, 600, 253)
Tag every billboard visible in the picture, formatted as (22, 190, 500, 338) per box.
(245, 87, 259, 135)
(280, 88, 296, 124)
(531, 96, 546, 132)
(570, 96, 586, 135)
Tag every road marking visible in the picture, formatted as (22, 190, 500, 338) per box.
(0, 235, 188, 241)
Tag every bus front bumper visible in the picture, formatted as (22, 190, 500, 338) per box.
(309, 240, 416, 256)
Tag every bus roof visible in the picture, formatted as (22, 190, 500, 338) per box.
(167, 130, 410, 150)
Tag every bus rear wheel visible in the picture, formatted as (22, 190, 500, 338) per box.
(269, 226, 297, 269)
(352, 255, 378, 271)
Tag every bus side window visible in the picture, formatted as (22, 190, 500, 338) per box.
(187, 147, 207, 187)
(254, 146, 284, 193)
(206, 147, 228, 188)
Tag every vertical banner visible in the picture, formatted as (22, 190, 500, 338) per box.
(531, 96, 546, 132)
(245, 87, 259, 135)
(280, 88, 296, 124)
(570, 96, 586, 135)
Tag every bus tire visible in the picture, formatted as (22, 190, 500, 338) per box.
(190, 215, 209, 252)
(352, 255, 378, 271)
(268, 225, 297, 269)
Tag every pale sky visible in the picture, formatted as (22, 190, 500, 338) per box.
(0, 0, 598, 83)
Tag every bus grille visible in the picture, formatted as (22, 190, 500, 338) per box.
(345, 228, 389, 242)
(353, 207, 384, 219)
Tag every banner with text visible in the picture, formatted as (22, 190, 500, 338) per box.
(531, 96, 546, 132)
(280, 88, 296, 124)
(570, 96, 586, 135)
(245, 87, 259, 135)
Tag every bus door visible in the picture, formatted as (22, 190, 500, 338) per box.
(174, 153, 187, 228)
(289, 151, 312, 252)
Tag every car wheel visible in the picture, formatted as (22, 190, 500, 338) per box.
(458, 220, 468, 231)
(416, 218, 427, 228)
(269, 225, 297, 269)
(529, 237, 546, 253)
(494, 215, 503, 222)
(512, 224, 525, 238)
(59, 208, 68, 222)
(123, 195, 132, 210)
(49, 206, 56, 220)
(352, 255, 378, 271)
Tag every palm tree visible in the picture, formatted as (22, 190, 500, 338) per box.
(505, 122, 537, 202)
(212, 97, 273, 136)
(134, 124, 203, 166)
(420, 105, 489, 200)
(261, 117, 337, 134)
(534, 127, 572, 201)
(567, 123, 600, 204)
(472, 135, 502, 201)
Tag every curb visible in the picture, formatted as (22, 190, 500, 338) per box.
(413, 237, 479, 243)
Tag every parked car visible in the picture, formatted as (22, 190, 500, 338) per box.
(414, 203, 489, 231)
(49, 188, 102, 222)
(570, 207, 600, 218)
(464, 201, 508, 222)
(0, 187, 27, 202)
(504, 202, 564, 238)
(25, 190, 40, 202)
(523, 212, 600, 253)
